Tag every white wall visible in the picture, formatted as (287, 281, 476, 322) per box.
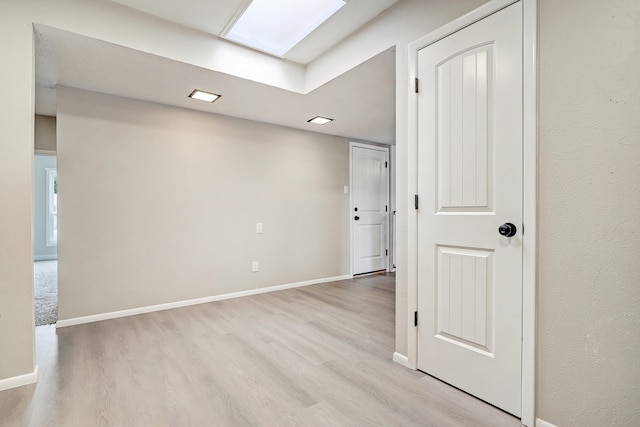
(33, 154, 57, 260)
(56, 87, 351, 320)
(537, 0, 640, 425)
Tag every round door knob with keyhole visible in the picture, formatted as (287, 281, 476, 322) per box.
(498, 223, 517, 237)
(354, 216, 360, 221)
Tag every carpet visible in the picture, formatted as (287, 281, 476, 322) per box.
(34, 260, 58, 326)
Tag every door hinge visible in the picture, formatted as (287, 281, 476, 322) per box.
(385, 249, 388, 256)
(414, 77, 419, 93)
(414, 194, 419, 210)
(414, 311, 418, 327)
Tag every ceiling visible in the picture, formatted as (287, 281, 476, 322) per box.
(34, 0, 399, 144)
(109, 0, 398, 64)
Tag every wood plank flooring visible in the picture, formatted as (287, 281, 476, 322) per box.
(0, 274, 521, 426)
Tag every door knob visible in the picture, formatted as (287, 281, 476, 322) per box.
(354, 216, 360, 221)
(498, 223, 517, 237)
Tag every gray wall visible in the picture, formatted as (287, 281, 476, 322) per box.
(0, 0, 484, 388)
(35, 115, 57, 152)
(33, 154, 57, 260)
(537, 0, 640, 424)
(57, 87, 351, 320)
(306, 0, 489, 358)
(2, 3, 638, 425)
(0, 9, 35, 382)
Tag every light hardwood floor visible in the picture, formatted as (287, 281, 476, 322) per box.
(0, 274, 520, 426)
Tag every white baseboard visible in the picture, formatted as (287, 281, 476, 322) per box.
(34, 255, 57, 261)
(536, 418, 558, 427)
(0, 365, 38, 392)
(57, 274, 352, 328)
(392, 352, 410, 367)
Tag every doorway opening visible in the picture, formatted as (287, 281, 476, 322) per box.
(34, 153, 58, 327)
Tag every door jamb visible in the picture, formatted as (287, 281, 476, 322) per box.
(349, 141, 391, 276)
(405, 0, 537, 425)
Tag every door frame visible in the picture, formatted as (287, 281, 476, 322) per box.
(406, 0, 537, 425)
(349, 141, 391, 276)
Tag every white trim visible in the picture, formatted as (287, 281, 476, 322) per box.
(407, 31, 419, 370)
(536, 419, 558, 427)
(34, 149, 56, 155)
(349, 142, 354, 276)
(349, 141, 391, 275)
(57, 274, 352, 328)
(521, 0, 538, 425)
(389, 145, 397, 272)
(406, 0, 537, 425)
(392, 352, 409, 367)
(417, 0, 521, 46)
(34, 254, 57, 261)
(0, 365, 38, 392)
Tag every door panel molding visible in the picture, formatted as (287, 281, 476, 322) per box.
(406, 0, 537, 425)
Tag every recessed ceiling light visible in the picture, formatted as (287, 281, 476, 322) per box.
(224, 0, 346, 57)
(188, 89, 221, 103)
(308, 116, 333, 125)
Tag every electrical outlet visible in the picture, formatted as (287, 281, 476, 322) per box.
(256, 222, 263, 234)
(343, 185, 349, 195)
(252, 261, 259, 272)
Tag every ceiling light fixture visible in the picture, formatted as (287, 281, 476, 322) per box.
(223, 0, 346, 57)
(307, 116, 333, 125)
(188, 89, 221, 103)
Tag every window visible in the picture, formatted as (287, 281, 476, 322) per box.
(45, 168, 57, 246)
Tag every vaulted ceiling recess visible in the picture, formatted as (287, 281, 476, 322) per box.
(222, 0, 346, 57)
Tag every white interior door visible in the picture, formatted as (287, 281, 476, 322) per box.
(351, 144, 388, 275)
(416, 3, 523, 416)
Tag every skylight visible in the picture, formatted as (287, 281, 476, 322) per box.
(224, 0, 346, 57)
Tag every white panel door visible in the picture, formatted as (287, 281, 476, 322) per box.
(352, 145, 388, 275)
(417, 3, 523, 416)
